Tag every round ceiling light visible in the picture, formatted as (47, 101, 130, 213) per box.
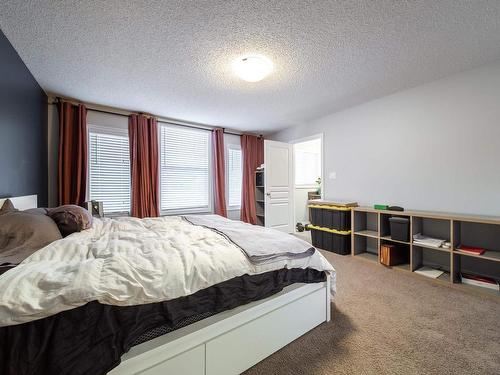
(232, 55, 273, 82)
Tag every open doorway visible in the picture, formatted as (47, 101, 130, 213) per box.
(292, 134, 323, 232)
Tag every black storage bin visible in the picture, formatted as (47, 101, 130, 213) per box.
(310, 228, 324, 249)
(312, 230, 350, 255)
(325, 232, 351, 255)
(309, 207, 324, 227)
(319, 208, 351, 231)
(322, 209, 333, 228)
(389, 216, 410, 242)
(340, 210, 351, 231)
(329, 209, 351, 231)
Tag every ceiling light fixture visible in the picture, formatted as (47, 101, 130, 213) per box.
(233, 55, 273, 82)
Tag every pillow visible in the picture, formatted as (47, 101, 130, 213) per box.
(48, 205, 93, 237)
(0, 200, 62, 266)
(24, 207, 50, 216)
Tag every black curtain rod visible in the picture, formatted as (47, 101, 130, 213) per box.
(48, 102, 244, 137)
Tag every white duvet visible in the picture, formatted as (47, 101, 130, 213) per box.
(0, 216, 335, 327)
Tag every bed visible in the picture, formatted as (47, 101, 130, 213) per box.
(0, 195, 335, 375)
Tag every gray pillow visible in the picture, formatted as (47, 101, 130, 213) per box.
(0, 199, 62, 266)
(48, 205, 93, 237)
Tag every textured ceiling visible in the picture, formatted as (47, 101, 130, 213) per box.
(1, 1, 500, 133)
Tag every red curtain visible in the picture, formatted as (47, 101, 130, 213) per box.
(128, 114, 159, 218)
(240, 134, 264, 224)
(212, 128, 227, 217)
(57, 101, 88, 206)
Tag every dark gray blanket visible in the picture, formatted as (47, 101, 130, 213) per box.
(183, 215, 315, 264)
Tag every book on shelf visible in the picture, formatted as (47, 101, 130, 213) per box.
(414, 266, 444, 279)
(461, 273, 499, 291)
(457, 245, 485, 255)
(412, 233, 445, 248)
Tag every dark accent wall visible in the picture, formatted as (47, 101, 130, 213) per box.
(0, 29, 47, 206)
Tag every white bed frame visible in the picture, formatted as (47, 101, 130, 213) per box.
(2, 195, 331, 375)
(110, 277, 331, 375)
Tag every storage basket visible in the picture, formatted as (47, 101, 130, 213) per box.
(389, 216, 410, 242)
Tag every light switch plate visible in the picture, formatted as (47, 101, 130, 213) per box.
(329, 172, 337, 180)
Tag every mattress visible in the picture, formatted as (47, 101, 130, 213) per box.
(0, 215, 335, 327)
(0, 268, 326, 375)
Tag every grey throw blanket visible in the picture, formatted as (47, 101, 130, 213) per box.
(183, 215, 315, 264)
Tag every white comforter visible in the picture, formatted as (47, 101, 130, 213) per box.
(0, 216, 335, 327)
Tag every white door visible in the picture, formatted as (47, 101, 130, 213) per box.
(264, 140, 293, 233)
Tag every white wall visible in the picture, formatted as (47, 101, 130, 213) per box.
(294, 187, 317, 224)
(272, 61, 500, 216)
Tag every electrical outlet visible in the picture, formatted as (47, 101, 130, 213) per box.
(329, 172, 337, 180)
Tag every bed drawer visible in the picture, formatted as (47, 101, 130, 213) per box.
(205, 286, 326, 375)
(136, 345, 204, 375)
(110, 281, 330, 375)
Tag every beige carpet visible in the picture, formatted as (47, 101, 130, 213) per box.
(244, 239, 500, 375)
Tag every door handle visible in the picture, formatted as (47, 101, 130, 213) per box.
(266, 193, 271, 196)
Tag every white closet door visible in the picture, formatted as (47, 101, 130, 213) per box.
(264, 140, 293, 233)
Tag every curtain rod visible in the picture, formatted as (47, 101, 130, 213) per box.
(48, 100, 247, 137)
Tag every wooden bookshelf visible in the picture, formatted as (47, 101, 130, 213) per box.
(352, 206, 500, 297)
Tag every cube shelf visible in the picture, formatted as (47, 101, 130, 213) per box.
(351, 207, 500, 297)
(353, 210, 378, 235)
(380, 240, 411, 271)
(353, 235, 379, 262)
(412, 245, 451, 282)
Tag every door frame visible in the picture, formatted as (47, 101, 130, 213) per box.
(290, 133, 324, 232)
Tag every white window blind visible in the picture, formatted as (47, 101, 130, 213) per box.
(160, 124, 211, 212)
(88, 127, 131, 214)
(227, 146, 242, 208)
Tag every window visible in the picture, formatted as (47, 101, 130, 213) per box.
(226, 145, 242, 208)
(88, 126, 131, 214)
(159, 124, 211, 212)
(294, 138, 321, 186)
